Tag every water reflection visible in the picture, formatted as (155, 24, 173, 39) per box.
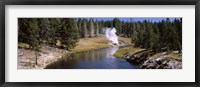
(45, 47, 138, 69)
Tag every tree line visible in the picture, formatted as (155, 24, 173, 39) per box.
(18, 18, 104, 49)
(18, 18, 182, 64)
(131, 18, 182, 52)
(19, 18, 182, 50)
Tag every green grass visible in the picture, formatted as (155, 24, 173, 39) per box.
(113, 46, 142, 59)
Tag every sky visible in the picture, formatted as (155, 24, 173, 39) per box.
(84, 17, 182, 22)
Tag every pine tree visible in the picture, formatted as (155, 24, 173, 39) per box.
(96, 20, 99, 36)
(174, 18, 182, 52)
(153, 24, 160, 51)
(60, 18, 79, 50)
(89, 18, 95, 37)
(98, 21, 103, 34)
(168, 25, 181, 51)
(41, 18, 50, 44)
(77, 18, 83, 38)
(121, 21, 125, 36)
(131, 22, 137, 43)
(73, 20, 79, 47)
(113, 18, 121, 35)
(130, 18, 182, 52)
(49, 18, 61, 46)
(136, 29, 145, 47)
(28, 19, 41, 65)
(160, 20, 168, 48)
(18, 19, 30, 43)
(83, 19, 88, 38)
(130, 18, 133, 37)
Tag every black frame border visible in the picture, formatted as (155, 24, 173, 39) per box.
(0, 0, 200, 87)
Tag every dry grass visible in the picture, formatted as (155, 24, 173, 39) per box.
(71, 36, 112, 53)
(71, 35, 132, 52)
(113, 46, 142, 59)
(71, 35, 133, 53)
(118, 37, 132, 45)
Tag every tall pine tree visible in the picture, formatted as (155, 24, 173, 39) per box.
(41, 18, 50, 44)
(89, 18, 95, 37)
(59, 18, 79, 50)
(83, 19, 88, 38)
(96, 20, 99, 36)
(28, 19, 41, 65)
(49, 18, 61, 46)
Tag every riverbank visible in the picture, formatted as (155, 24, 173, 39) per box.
(18, 36, 132, 69)
(113, 46, 182, 69)
(18, 45, 69, 69)
(71, 35, 132, 53)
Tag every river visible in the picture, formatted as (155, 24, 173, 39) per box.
(45, 46, 139, 69)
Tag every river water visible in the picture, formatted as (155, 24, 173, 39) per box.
(45, 46, 139, 69)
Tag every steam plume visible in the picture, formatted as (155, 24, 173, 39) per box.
(105, 27, 119, 45)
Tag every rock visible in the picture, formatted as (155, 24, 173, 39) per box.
(18, 51, 24, 56)
(125, 55, 131, 60)
(140, 57, 182, 69)
(162, 60, 168, 65)
(141, 59, 157, 69)
(172, 51, 179, 54)
(166, 60, 182, 69)
(161, 52, 167, 55)
(129, 57, 146, 65)
(156, 64, 164, 69)
(156, 59, 162, 65)
(123, 49, 182, 69)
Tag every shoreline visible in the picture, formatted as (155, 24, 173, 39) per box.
(18, 36, 132, 69)
(18, 44, 127, 69)
(18, 46, 70, 69)
(113, 46, 182, 69)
